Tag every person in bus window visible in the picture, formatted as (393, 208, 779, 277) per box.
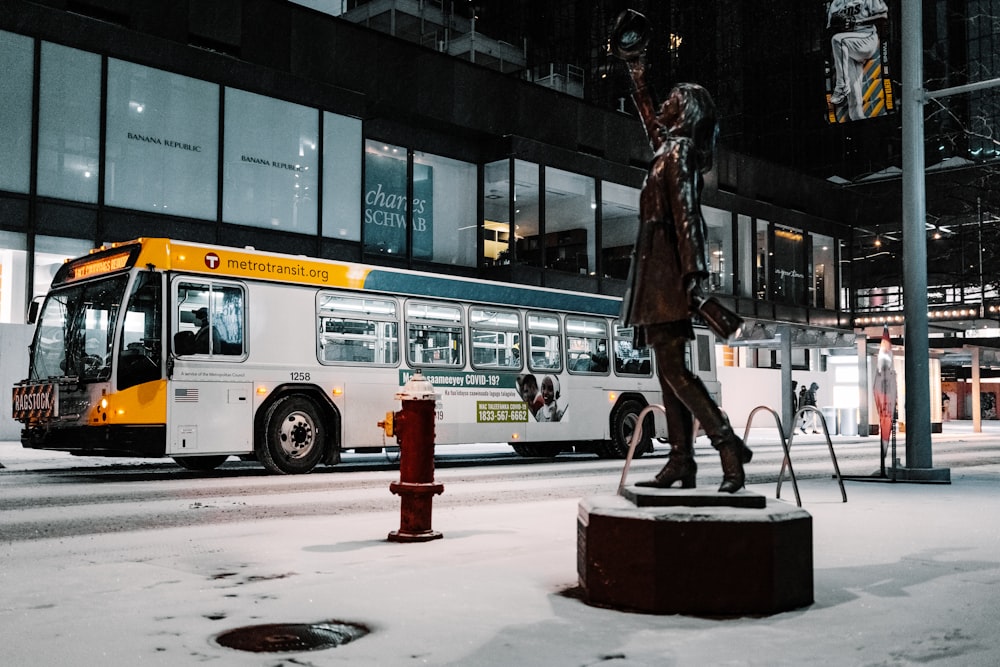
(615, 36, 751, 492)
(535, 375, 567, 422)
(193, 307, 222, 354)
(592, 341, 609, 373)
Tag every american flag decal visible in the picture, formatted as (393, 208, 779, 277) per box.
(175, 388, 199, 402)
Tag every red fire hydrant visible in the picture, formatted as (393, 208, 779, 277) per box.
(378, 370, 444, 542)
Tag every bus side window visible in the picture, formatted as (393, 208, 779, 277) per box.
(316, 294, 399, 366)
(174, 282, 245, 357)
(613, 325, 652, 377)
(566, 317, 609, 374)
(526, 313, 562, 372)
(117, 271, 163, 390)
(405, 302, 464, 368)
(470, 307, 520, 370)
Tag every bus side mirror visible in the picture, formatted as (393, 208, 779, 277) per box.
(174, 331, 196, 356)
(26, 297, 42, 325)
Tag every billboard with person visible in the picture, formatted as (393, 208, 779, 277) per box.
(823, 0, 896, 123)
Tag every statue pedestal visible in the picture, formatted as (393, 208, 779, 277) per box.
(578, 488, 813, 615)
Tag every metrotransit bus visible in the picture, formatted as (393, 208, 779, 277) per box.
(11, 238, 721, 474)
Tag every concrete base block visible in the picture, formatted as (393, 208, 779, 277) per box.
(578, 489, 813, 616)
(888, 466, 951, 483)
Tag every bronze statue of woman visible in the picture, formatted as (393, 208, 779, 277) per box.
(611, 10, 751, 492)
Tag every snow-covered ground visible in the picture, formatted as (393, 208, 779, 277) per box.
(3, 429, 1000, 666)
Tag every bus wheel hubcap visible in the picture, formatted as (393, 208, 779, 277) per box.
(280, 413, 314, 458)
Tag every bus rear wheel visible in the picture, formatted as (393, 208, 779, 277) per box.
(259, 395, 326, 474)
(172, 455, 229, 471)
(600, 399, 653, 459)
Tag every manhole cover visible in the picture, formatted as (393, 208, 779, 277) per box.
(215, 621, 369, 653)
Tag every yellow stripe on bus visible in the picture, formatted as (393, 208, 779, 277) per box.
(99, 379, 168, 425)
(134, 239, 371, 289)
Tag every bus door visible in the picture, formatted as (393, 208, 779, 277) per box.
(168, 278, 252, 455)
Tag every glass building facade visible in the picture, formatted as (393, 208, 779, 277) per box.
(0, 21, 851, 330)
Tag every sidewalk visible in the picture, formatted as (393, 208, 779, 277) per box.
(3, 425, 1000, 665)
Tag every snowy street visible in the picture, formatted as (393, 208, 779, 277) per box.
(3, 427, 1000, 665)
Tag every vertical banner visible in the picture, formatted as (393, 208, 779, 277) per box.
(823, 0, 896, 123)
(363, 151, 433, 259)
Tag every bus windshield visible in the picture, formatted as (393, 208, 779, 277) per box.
(29, 275, 129, 382)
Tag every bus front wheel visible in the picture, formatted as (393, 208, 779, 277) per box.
(259, 395, 326, 474)
(601, 399, 653, 459)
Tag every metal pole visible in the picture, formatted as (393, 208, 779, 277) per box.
(901, 0, 933, 469)
(779, 324, 793, 438)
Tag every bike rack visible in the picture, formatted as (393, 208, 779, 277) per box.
(617, 403, 666, 495)
(617, 403, 847, 506)
(778, 405, 847, 504)
(743, 405, 801, 507)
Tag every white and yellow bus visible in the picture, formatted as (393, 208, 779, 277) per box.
(11, 238, 720, 474)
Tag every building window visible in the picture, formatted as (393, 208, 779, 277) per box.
(810, 232, 836, 309)
(364, 141, 408, 257)
(773, 224, 806, 305)
(0, 30, 33, 194)
(543, 167, 596, 275)
(600, 181, 640, 280)
(0, 231, 28, 324)
(512, 160, 541, 268)
(483, 159, 513, 267)
(322, 111, 362, 242)
(37, 42, 100, 203)
(106, 59, 220, 220)
(755, 218, 771, 300)
(414, 150, 477, 267)
(737, 214, 754, 299)
(223, 87, 318, 232)
(705, 206, 733, 294)
(33, 236, 94, 301)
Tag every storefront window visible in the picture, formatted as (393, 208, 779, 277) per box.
(704, 205, 733, 294)
(483, 159, 512, 266)
(0, 30, 33, 194)
(37, 42, 100, 203)
(838, 238, 850, 313)
(364, 141, 408, 257)
(811, 232, 836, 309)
(322, 111, 362, 241)
(543, 167, 595, 275)
(755, 219, 771, 300)
(512, 160, 541, 268)
(600, 181, 639, 280)
(106, 60, 219, 220)
(33, 235, 94, 301)
(413, 151, 477, 267)
(0, 231, 28, 324)
(223, 87, 317, 232)
(737, 214, 754, 298)
(773, 224, 806, 305)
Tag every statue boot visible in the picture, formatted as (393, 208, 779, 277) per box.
(667, 374, 750, 493)
(714, 434, 747, 494)
(636, 440, 696, 489)
(667, 373, 754, 469)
